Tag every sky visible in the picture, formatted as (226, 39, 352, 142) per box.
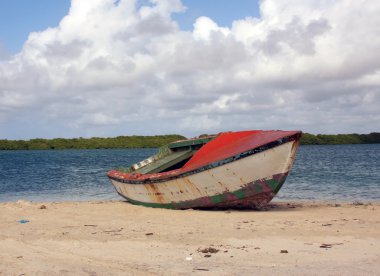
(0, 0, 379, 139)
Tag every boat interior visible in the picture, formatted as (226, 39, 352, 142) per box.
(125, 136, 216, 174)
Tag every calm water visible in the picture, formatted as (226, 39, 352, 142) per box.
(0, 145, 379, 202)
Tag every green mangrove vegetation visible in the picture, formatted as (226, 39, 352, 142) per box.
(0, 132, 379, 150)
(0, 135, 186, 150)
(300, 132, 380, 145)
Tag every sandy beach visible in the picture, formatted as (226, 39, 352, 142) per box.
(0, 200, 379, 275)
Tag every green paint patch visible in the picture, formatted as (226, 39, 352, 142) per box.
(210, 193, 226, 204)
(255, 184, 263, 192)
(273, 177, 287, 194)
(266, 179, 279, 191)
(232, 189, 245, 199)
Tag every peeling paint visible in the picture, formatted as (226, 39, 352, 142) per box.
(117, 173, 288, 209)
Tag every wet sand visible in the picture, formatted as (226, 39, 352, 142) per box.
(0, 200, 379, 275)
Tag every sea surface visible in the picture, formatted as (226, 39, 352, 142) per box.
(0, 144, 379, 202)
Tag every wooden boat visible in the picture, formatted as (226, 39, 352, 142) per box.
(108, 130, 302, 209)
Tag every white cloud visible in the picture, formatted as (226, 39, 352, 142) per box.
(0, 0, 379, 139)
(74, 112, 121, 126)
(193, 16, 230, 40)
(179, 115, 221, 132)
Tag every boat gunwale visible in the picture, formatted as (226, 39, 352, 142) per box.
(108, 132, 301, 184)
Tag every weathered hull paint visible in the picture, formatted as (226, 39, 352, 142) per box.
(114, 172, 288, 209)
(109, 138, 300, 209)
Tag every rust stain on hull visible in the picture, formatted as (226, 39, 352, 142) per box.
(144, 184, 165, 203)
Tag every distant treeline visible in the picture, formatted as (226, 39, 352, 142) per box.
(300, 132, 380, 145)
(0, 135, 186, 150)
(0, 133, 379, 150)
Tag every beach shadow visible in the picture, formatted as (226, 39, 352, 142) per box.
(120, 199, 303, 212)
(194, 202, 304, 212)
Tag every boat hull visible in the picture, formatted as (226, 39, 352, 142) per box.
(109, 138, 300, 209)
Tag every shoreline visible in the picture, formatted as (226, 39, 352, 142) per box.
(1, 143, 380, 152)
(1, 200, 379, 275)
(1, 197, 379, 204)
(1, 132, 380, 150)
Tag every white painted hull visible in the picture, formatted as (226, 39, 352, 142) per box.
(110, 139, 299, 208)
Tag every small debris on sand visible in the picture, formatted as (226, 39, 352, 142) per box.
(198, 247, 219, 254)
(103, 228, 123, 233)
(320, 243, 343, 248)
(39, 205, 47, 209)
(280, 250, 288, 253)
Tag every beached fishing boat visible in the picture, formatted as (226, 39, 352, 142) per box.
(108, 130, 302, 209)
